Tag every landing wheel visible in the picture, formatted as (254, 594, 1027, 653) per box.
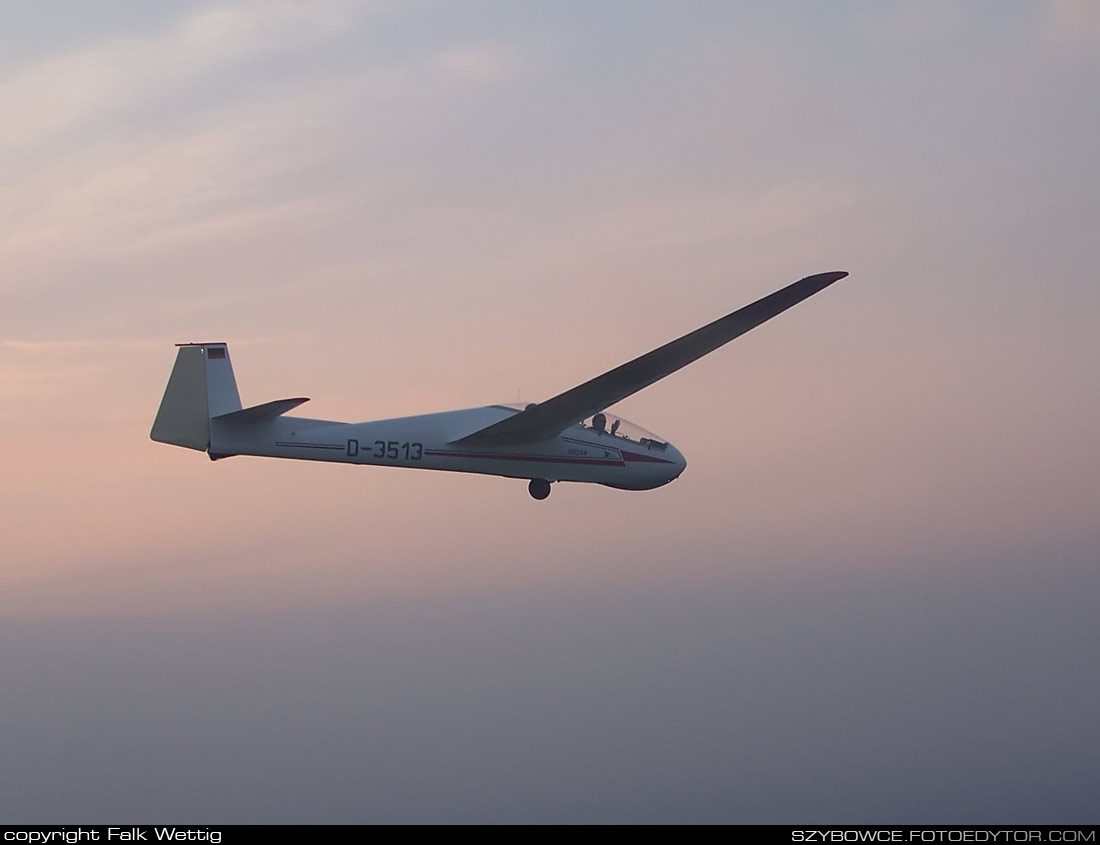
(528, 479, 551, 500)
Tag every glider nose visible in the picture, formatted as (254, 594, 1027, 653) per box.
(668, 443, 687, 481)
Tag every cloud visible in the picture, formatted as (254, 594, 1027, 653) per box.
(551, 180, 863, 258)
(0, 70, 389, 295)
(0, 1, 357, 148)
(853, 2, 964, 42)
(1045, 0, 1100, 45)
(434, 46, 518, 83)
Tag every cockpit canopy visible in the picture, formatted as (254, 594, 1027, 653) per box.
(495, 404, 670, 451)
(578, 411, 670, 451)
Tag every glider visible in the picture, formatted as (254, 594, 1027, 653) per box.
(152, 270, 846, 499)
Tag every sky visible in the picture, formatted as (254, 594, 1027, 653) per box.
(2, 0, 1098, 824)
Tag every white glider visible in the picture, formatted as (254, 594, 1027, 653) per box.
(152, 270, 847, 499)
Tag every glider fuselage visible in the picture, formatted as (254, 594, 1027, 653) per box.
(210, 404, 686, 490)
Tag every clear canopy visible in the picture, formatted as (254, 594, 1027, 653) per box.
(495, 404, 669, 450)
(577, 412, 669, 450)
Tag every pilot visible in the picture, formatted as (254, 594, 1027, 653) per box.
(592, 412, 607, 435)
(610, 419, 621, 437)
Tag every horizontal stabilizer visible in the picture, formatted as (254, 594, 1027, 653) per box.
(213, 397, 309, 423)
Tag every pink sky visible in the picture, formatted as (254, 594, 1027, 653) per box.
(3, 1, 1100, 823)
(3, 1, 1099, 618)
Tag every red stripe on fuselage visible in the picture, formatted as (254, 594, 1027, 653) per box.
(424, 450, 624, 467)
(619, 450, 675, 464)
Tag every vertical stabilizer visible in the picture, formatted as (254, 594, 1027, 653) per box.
(151, 343, 242, 451)
(203, 344, 242, 417)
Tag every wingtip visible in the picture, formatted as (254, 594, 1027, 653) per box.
(793, 270, 848, 291)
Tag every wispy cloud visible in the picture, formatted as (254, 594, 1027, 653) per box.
(434, 45, 519, 83)
(0, 1, 358, 148)
(555, 180, 863, 257)
(1045, 0, 1100, 45)
(853, 2, 964, 43)
(0, 71, 391, 289)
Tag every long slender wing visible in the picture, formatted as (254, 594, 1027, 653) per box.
(453, 270, 847, 446)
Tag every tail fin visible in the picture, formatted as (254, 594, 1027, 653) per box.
(151, 343, 242, 451)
